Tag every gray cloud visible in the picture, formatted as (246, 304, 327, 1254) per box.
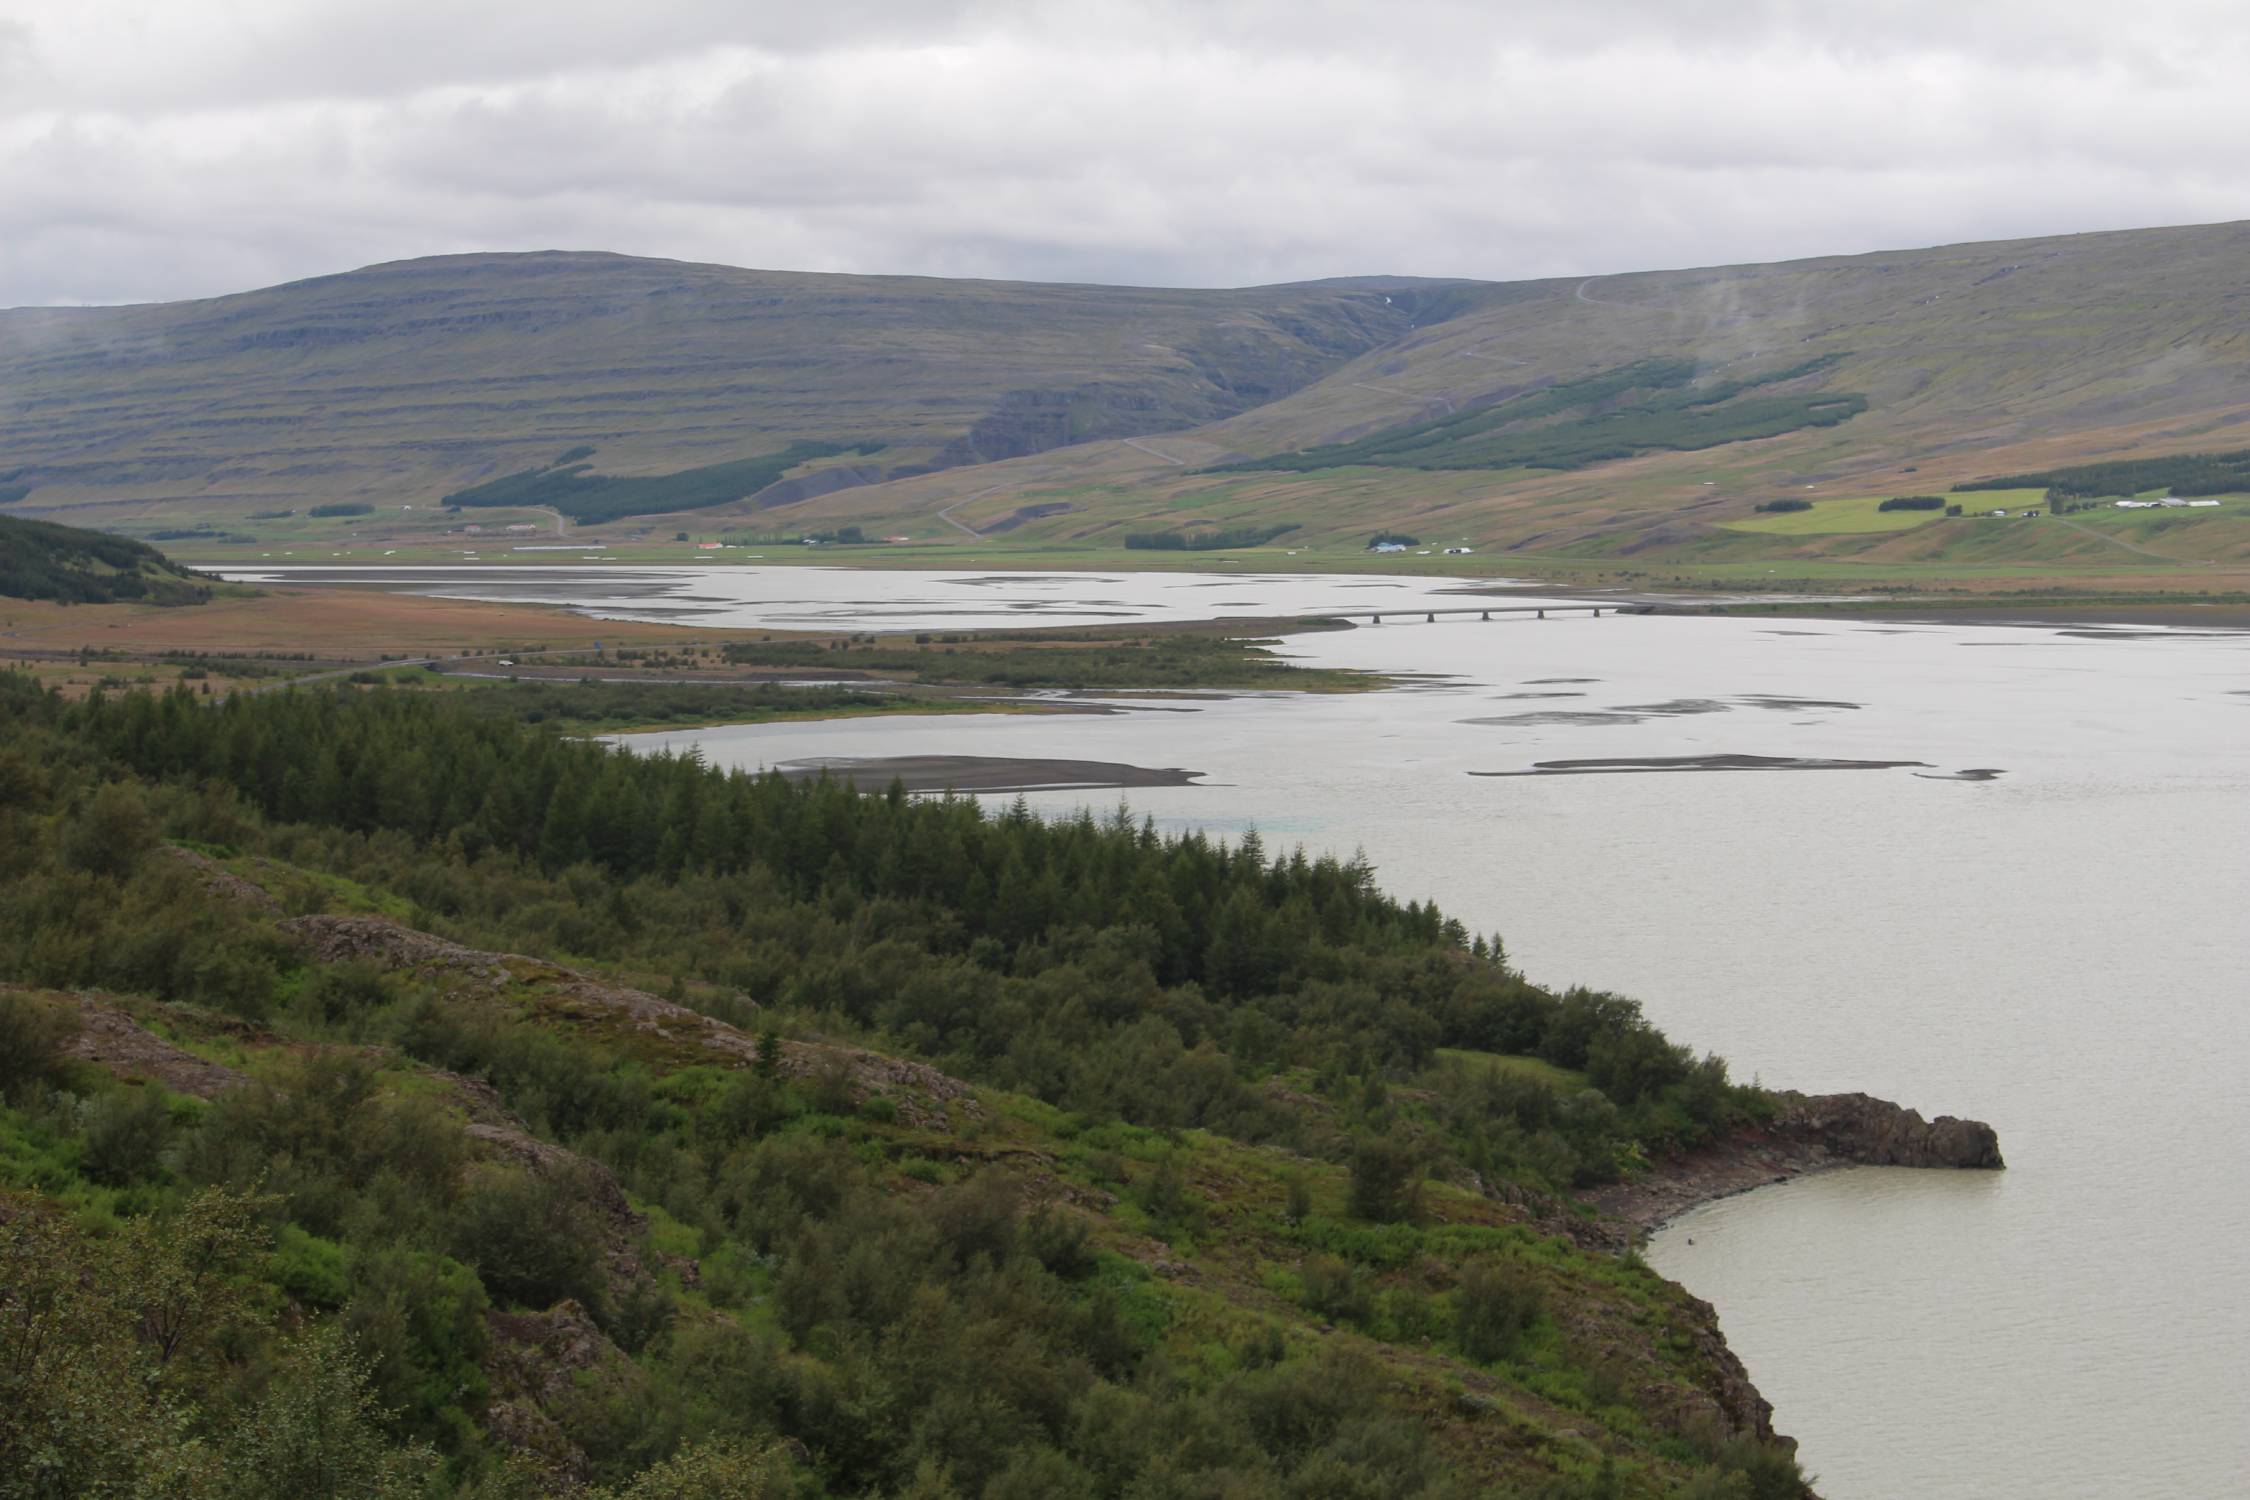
(3, 0, 2249, 306)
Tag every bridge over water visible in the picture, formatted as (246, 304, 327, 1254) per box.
(1326, 603, 1653, 625)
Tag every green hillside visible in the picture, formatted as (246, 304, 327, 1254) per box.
(0, 514, 211, 604)
(0, 672, 1815, 1497)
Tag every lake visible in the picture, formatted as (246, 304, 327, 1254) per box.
(264, 564, 2250, 1497)
(214, 562, 1559, 631)
(624, 602, 2250, 1500)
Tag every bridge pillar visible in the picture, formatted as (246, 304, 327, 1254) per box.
(1592, 607, 1601, 617)
(1537, 608, 1545, 619)
(1426, 612, 1435, 623)
(1481, 611, 1490, 621)
(1371, 614, 1381, 624)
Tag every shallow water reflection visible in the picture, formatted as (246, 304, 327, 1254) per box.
(216, 563, 1537, 632)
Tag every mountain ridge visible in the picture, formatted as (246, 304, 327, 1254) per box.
(0, 249, 1485, 514)
(11, 222, 2250, 580)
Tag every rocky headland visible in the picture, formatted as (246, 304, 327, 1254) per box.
(1588, 1090, 2005, 1240)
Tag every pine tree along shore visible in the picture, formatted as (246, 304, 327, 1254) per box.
(0, 673, 1822, 1499)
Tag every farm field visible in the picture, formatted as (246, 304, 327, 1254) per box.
(0, 583, 769, 660)
(1722, 490, 2047, 535)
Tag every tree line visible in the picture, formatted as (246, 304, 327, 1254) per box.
(1220, 355, 1862, 474)
(0, 514, 213, 606)
(1123, 524, 1300, 551)
(1959, 447, 2250, 501)
(442, 444, 880, 525)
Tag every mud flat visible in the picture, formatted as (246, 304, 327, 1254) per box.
(1470, 753, 1931, 777)
(1716, 600, 2250, 631)
(777, 753, 1204, 793)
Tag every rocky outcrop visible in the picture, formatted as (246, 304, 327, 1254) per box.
(465, 1124, 642, 1235)
(49, 981, 661, 1310)
(464, 1121, 657, 1311)
(1683, 1295, 1782, 1457)
(283, 913, 717, 1026)
(1586, 1091, 2003, 1239)
(57, 992, 245, 1099)
(1665, 1289, 1785, 1447)
(283, 913, 976, 1127)
(1768, 1090, 2004, 1169)
(480, 1300, 635, 1486)
(281, 914, 516, 987)
(773, 1040, 978, 1127)
(159, 845, 282, 915)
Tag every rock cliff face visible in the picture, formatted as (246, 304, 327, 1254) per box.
(57, 992, 246, 1100)
(1769, 1091, 2005, 1170)
(1673, 1288, 1785, 1446)
(480, 1300, 634, 1484)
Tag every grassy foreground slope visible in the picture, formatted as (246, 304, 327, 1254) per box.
(0, 673, 1809, 1498)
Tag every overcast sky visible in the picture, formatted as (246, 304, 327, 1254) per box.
(4, 0, 2248, 306)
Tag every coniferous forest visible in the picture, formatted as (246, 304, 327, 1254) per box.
(0, 672, 1806, 1499)
(0, 515, 215, 606)
(1954, 445, 2250, 500)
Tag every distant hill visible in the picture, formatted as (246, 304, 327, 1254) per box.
(11, 225, 2250, 577)
(0, 251, 1480, 519)
(0, 515, 211, 604)
(784, 220, 2250, 571)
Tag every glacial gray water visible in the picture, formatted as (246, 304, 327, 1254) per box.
(259, 564, 2247, 1496)
(215, 562, 1546, 631)
(620, 603, 2250, 1500)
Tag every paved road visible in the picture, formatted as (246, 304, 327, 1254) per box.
(934, 483, 1012, 538)
(1349, 380, 1455, 415)
(1574, 276, 1632, 308)
(242, 640, 632, 694)
(1120, 437, 1187, 466)
(240, 656, 438, 693)
(2048, 513, 2204, 564)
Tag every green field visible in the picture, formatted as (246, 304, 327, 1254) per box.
(1433, 1047, 1590, 1093)
(1722, 489, 2048, 535)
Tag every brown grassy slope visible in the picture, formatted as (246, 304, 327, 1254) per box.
(21, 223, 2250, 585)
(0, 251, 1473, 513)
(731, 221, 2250, 567)
(0, 585, 772, 659)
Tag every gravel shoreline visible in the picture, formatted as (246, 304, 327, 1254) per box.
(775, 753, 1204, 793)
(1584, 1091, 2005, 1243)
